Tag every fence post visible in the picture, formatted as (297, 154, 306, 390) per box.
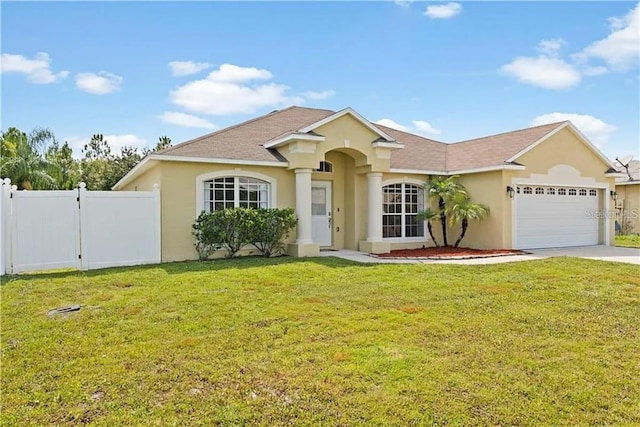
(78, 182, 88, 270)
(0, 178, 11, 275)
(8, 185, 17, 274)
(153, 184, 161, 264)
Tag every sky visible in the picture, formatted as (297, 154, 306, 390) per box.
(1, 1, 639, 162)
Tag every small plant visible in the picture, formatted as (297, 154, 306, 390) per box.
(250, 208, 297, 257)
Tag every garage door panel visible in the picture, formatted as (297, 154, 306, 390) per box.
(515, 186, 599, 249)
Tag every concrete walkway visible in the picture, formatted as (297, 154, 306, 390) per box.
(320, 246, 640, 265)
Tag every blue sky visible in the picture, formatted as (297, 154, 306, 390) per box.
(2, 1, 638, 161)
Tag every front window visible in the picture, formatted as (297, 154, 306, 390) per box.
(383, 183, 425, 238)
(204, 177, 269, 211)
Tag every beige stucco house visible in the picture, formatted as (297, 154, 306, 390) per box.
(114, 106, 622, 261)
(615, 160, 640, 234)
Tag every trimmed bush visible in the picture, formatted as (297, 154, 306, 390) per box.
(193, 208, 297, 259)
(250, 208, 297, 257)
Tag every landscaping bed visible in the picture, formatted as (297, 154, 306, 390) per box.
(374, 246, 526, 259)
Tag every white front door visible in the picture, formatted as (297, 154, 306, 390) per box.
(311, 181, 332, 246)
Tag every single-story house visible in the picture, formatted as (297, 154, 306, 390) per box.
(614, 159, 640, 234)
(114, 106, 622, 261)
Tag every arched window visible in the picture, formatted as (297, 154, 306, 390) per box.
(382, 183, 425, 238)
(203, 177, 270, 211)
(316, 161, 333, 173)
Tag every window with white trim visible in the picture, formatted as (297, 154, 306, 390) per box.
(316, 161, 333, 173)
(535, 187, 545, 195)
(558, 188, 567, 195)
(203, 177, 270, 211)
(523, 187, 532, 194)
(382, 183, 425, 238)
(547, 188, 556, 195)
(579, 189, 587, 196)
(569, 188, 577, 196)
(589, 189, 597, 196)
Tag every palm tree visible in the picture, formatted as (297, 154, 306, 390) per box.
(427, 175, 466, 246)
(417, 208, 440, 247)
(0, 127, 60, 190)
(448, 195, 490, 248)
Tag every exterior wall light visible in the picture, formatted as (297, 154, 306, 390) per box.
(610, 190, 617, 201)
(506, 186, 515, 199)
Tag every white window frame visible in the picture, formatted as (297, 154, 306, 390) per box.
(195, 170, 277, 217)
(381, 177, 427, 242)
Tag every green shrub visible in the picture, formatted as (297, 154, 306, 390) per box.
(192, 208, 297, 259)
(192, 211, 222, 260)
(250, 208, 297, 257)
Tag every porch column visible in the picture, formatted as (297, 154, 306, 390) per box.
(367, 172, 383, 242)
(294, 168, 313, 244)
(359, 172, 390, 254)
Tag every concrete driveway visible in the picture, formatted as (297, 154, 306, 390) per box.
(527, 245, 640, 265)
(322, 246, 640, 265)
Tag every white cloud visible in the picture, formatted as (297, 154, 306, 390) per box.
(574, 3, 639, 70)
(500, 56, 581, 90)
(170, 63, 304, 115)
(581, 65, 608, 76)
(158, 112, 218, 130)
(375, 118, 441, 137)
(75, 72, 123, 95)
(537, 38, 565, 56)
(376, 118, 409, 132)
(65, 134, 148, 157)
(412, 120, 442, 137)
(302, 90, 336, 100)
(168, 61, 212, 76)
(395, 0, 414, 7)
(531, 113, 617, 147)
(207, 63, 272, 83)
(424, 2, 462, 19)
(0, 52, 69, 84)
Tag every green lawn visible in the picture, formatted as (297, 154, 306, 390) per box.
(2, 257, 639, 426)
(616, 234, 640, 248)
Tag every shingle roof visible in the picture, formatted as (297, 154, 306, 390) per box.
(158, 106, 569, 172)
(157, 106, 335, 162)
(445, 121, 567, 171)
(616, 159, 640, 182)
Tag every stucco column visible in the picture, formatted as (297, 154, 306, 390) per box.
(295, 168, 313, 244)
(367, 172, 383, 242)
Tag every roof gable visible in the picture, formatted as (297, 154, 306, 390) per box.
(298, 107, 396, 142)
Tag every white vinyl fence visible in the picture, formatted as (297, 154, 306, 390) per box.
(1, 179, 160, 274)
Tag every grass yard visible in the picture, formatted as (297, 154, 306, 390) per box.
(616, 234, 640, 248)
(2, 257, 639, 426)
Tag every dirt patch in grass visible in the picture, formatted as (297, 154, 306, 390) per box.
(375, 246, 526, 259)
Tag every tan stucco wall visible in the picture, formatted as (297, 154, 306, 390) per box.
(153, 162, 296, 262)
(615, 183, 640, 234)
(456, 171, 507, 249)
(506, 126, 616, 246)
(279, 114, 393, 173)
(121, 163, 161, 192)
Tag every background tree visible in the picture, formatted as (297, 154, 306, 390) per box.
(46, 141, 80, 190)
(426, 175, 466, 246)
(155, 136, 172, 152)
(80, 134, 143, 190)
(0, 127, 60, 190)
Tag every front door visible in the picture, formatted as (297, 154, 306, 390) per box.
(311, 181, 332, 246)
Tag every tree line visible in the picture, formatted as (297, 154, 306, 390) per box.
(0, 127, 172, 190)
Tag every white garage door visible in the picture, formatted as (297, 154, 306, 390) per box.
(515, 185, 600, 249)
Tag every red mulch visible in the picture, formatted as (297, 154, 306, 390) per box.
(376, 246, 526, 258)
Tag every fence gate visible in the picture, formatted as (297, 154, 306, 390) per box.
(11, 190, 81, 273)
(0, 180, 160, 275)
